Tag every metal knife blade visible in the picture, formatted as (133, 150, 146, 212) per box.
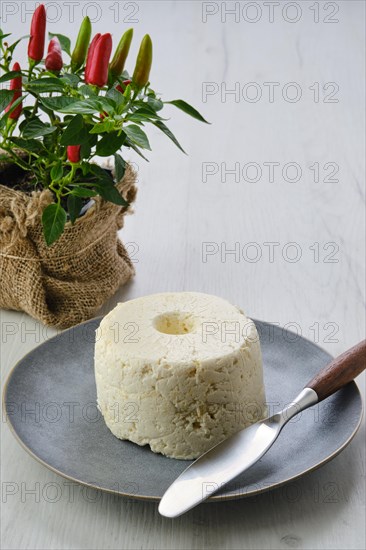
(159, 340, 366, 517)
(158, 388, 318, 517)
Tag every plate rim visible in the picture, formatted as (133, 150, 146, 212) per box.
(3, 316, 364, 503)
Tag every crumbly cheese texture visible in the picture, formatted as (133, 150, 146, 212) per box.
(95, 292, 266, 459)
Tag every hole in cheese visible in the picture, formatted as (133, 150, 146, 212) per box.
(153, 312, 197, 335)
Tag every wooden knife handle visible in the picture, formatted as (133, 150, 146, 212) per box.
(306, 340, 366, 402)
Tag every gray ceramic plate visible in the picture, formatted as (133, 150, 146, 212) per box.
(3, 318, 363, 501)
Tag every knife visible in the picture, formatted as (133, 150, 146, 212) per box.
(159, 340, 366, 517)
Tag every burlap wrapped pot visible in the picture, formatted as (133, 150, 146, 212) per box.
(0, 160, 137, 328)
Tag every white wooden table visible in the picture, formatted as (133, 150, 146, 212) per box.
(1, 1, 365, 548)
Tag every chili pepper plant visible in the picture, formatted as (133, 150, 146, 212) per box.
(0, 5, 208, 245)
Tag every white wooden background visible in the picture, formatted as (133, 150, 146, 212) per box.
(1, 1, 365, 549)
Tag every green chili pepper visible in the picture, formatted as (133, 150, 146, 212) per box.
(132, 34, 152, 89)
(109, 28, 133, 79)
(71, 16, 92, 72)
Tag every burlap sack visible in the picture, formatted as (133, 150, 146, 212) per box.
(0, 160, 137, 328)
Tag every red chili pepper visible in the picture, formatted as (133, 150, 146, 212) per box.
(84, 33, 100, 83)
(116, 79, 132, 93)
(5, 62, 22, 120)
(27, 4, 46, 62)
(67, 145, 81, 163)
(85, 33, 112, 87)
(45, 37, 63, 72)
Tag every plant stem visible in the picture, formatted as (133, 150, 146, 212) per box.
(31, 97, 39, 117)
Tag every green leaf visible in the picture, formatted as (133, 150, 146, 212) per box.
(7, 36, 28, 55)
(84, 164, 128, 206)
(27, 77, 66, 94)
(124, 139, 149, 161)
(0, 70, 22, 84)
(39, 96, 77, 111)
(79, 85, 98, 98)
(48, 32, 71, 56)
(106, 88, 126, 108)
(153, 120, 186, 154)
(0, 112, 10, 131)
(134, 106, 164, 118)
(42, 203, 67, 246)
(114, 153, 126, 182)
(0, 94, 23, 128)
(99, 97, 116, 114)
(0, 89, 14, 112)
(86, 132, 98, 149)
(80, 141, 91, 159)
(95, 132, 126, 156)
(43, 132, 57, 151)
(89, 120, 115, 134)
(123, 84, 132, 102)
(166, 99, 210, 123)
(67, 195, 82, 224)
(126, 113, 150, 124)
(127, 107, 166, 123)
(95, 183, 128, 206)
(147, 97, 164, 111)
(22, 119, 57, 138)
(60, 114, 89, 145)
(79, 132, 97, 159)
(58, 99, 104, 114)
(10, 137, 44, 153)
(61, 73, 81, 87)
(88, 164, 114, 183)
(0, 30, 12, 40)
(4, 95, 24, 117)
(50, 162, 63, 181)
(69, 186, 98, 198)
(123, 125, 151, 150)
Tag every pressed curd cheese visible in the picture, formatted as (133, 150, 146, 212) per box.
(95, 292, 266, 459)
